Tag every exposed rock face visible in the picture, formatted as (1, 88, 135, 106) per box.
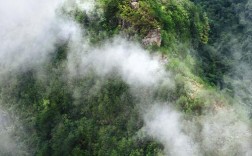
(142, 29, 162, 47)
(130, 1, 139, 10)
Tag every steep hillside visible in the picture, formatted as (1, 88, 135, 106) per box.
(0, 0, 251, 155)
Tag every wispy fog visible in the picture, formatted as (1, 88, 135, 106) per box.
(0, 0, 251, 155)
(0, 0, 79, 75)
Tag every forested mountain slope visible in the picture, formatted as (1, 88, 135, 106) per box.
(0, 0, 251, 155)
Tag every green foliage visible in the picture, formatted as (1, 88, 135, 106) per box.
(191, 0, 248, 87)
(117, 0, 209, 45)
(119, 0, 160, 36)
(1, 0, 244, 155)
(192, 0, 246, 42)
(77, 0, 209, 46)
(0, 64, 163, 155)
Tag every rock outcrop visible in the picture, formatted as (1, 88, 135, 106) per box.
(130, 0, 139, 10)
(142, 29, 162, 47)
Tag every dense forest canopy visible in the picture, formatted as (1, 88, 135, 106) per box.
(0, 0, 251, 155)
